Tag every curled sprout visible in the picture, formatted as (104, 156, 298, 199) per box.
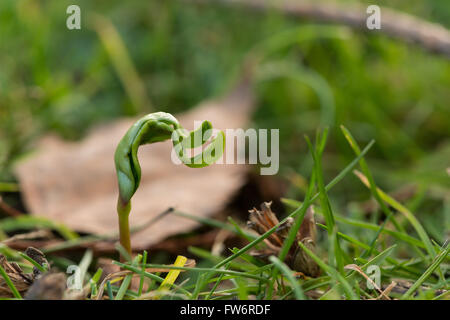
(114, 112, 224, 259)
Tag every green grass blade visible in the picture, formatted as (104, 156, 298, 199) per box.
(0, 216, 78, 240)
(279, 172, 315, 261)
(341, 125, 408, 256)
(18, 252, 48, 273)
(77, 249, 93, 289)
(354, 170, 436, 260)
(106, 281, 114, 300)
(90, 268, 103, 297)
(137, 264, 268, 282)
(401, 244, 450, 299)
(305, 133, 343, 273)
(115, 255, 141, 300)
(269, 256, 305, 300)
(138, 250, 148, 296)
(114, 274, 133, 300)
(205, 263, 230, 300)
(360, 244, 398, 269)
(297, 241, 357, 300)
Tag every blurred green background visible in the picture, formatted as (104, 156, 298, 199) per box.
(0, 0, 449, 244)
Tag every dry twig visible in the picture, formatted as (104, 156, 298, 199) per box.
(188, 0, 450, 58)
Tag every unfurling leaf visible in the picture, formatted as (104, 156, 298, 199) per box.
(114, 112, 225, 258)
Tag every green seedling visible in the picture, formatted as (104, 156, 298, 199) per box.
(114, 112, 225, 260)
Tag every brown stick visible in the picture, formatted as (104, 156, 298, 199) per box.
(0, 196, 23, 217)
(187, 0, 450, 58)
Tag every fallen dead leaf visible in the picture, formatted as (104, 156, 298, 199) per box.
(15, 79, 254, 250)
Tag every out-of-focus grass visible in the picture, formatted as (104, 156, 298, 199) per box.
(0, 1, 449, 185)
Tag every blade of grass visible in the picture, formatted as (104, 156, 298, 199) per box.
(43, 208, 172, 253)
(228, 216, 257, 242)
(138, 250, 148, 296)
(106, 280, 114, 300)
(360, 244, 398, 269)
(205, 263, 230, 300)
(433, 290, 450, 300)
(189, 246, 255, 271)
(140, 264, 269, 282)
(318, 223, 421, 277)
(335, 216, 425, 249)
(90, 268, 103, 298)
(232, 277, 249, 300)
(297, 241, 357, 299)
(90, 14, 152, 114)
(322, 244, 397, 300)
(269, 256, 305, 300)
(0, 216, 78, 240)
(18, 252, 47, 273)
(191, 273, 207, 300)
(178, 139, 373, 298)
(401, 244, 450, 299)
(354, 170, 436, 260)
(229, 248, 267, 268)
(115, 255, 141, 300)
(267, 170, 316, 299)
(159, 255, 188, 289)
(112, 283, 138, 299)
(173, 210, 256, 241)
(305, 132, 343, 273)
(284, 198, 426, 249)
(112, 261, 196, 297)
(77, 249, 93, 291)
(317, 223, 423, 276)
(115, 243, 132, 263)
(279, 172, 315, 262)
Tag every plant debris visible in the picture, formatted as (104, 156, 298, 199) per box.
(24, 272, 67, 300)
(247, 201, 320, 277)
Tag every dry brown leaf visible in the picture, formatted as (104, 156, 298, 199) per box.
(15, 81, 254, 249)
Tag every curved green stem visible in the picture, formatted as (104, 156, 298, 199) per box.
(117, 199, 132, 261)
